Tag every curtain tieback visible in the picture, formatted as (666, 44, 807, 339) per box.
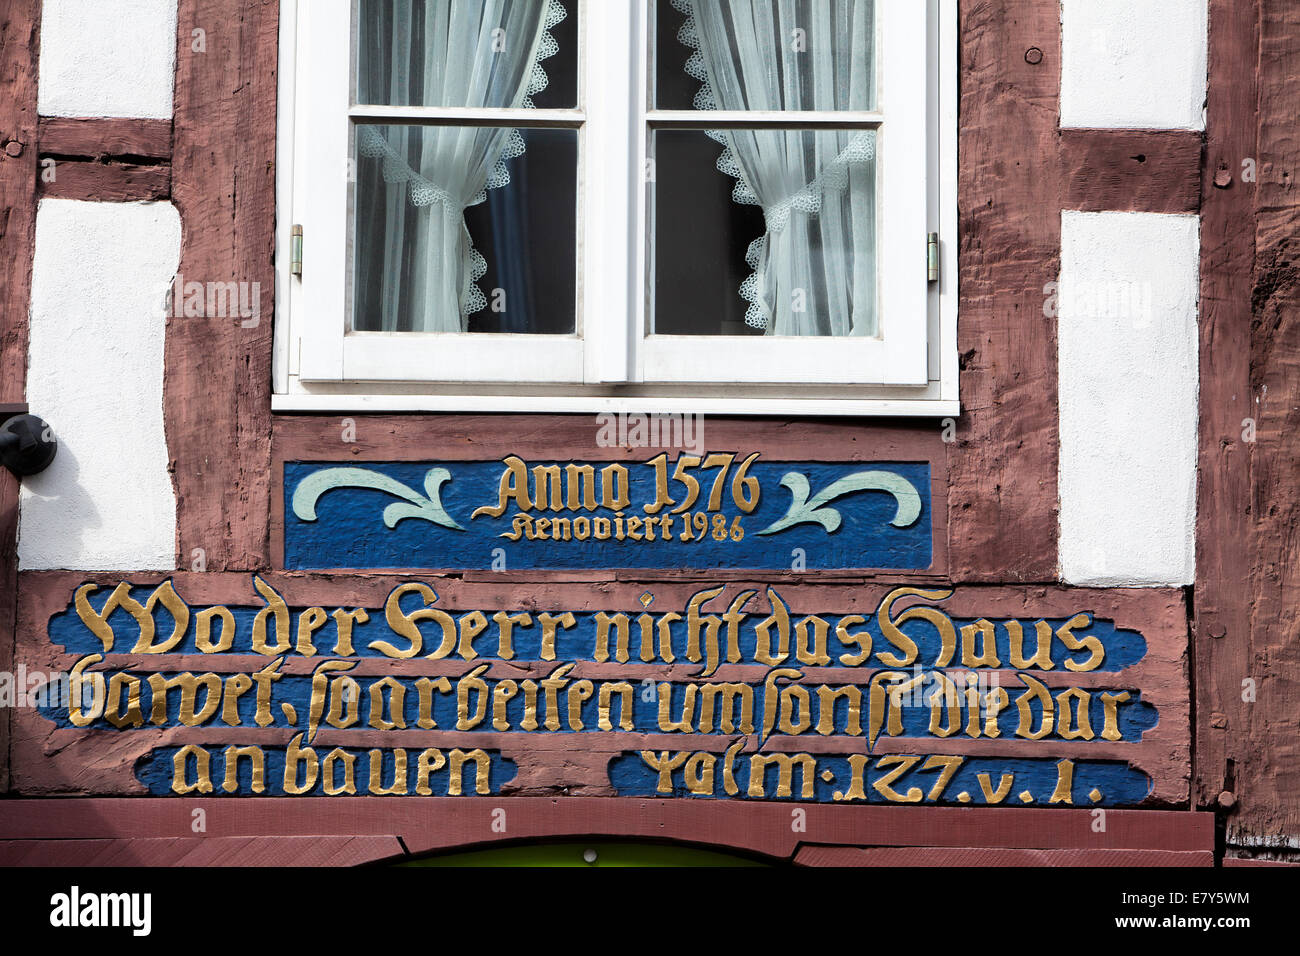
(749, 131, 877, 235)
(357, 126, 528, 210)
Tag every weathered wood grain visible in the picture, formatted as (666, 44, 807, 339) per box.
(35, 116, 173, 202)
(951, 1, 1062, 583)
(38, 161, 170, 202)
(1194, 0, 1262, 824)
(1060, 129, 1204, 214)
(272, 415, 947, 463)
(37, 117, 172, 161)
(166, 0, 278, 571)
(1233, 0, 1300, 845)
(0, 0, 40, 794)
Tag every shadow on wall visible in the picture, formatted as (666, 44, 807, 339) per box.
(17, 440, 105, 571)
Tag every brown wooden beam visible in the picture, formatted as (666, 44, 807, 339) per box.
(166, 0, 278, 571)
(1225, 0, 1300, 846)
(0, 836, 406, 868)
(0, 0, 40, 796)
(951, 0, 1063, 582)
(1060, 129, 1204, 214)
(36, 116, 172, 201)
(1194, 0, 1261, 827)
(37, 160, 170, 201)
(37, 116, 172, 161)
(0, 798, 1216, 866)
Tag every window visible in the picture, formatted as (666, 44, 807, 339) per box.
(275, 0, 957, 414)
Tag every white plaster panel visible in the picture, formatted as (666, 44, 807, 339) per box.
(20, 199, 180, 571)
(38, 0, 178, 119)
(1061, 0, 1208, 130)
(1058, 211, 1200, 587)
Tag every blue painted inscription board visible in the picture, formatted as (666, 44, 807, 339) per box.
(283, 456, 933, 571)
(29, 577, 1189, 805)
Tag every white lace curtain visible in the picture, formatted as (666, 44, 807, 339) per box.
(356, 0, 565, 332)
(673, 0, 878, 337)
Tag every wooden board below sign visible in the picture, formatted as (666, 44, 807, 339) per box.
(0, 798, 1214, 866)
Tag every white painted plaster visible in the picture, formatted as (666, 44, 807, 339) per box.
(38, 0, 178, 119)
(20, 200, 180, 571)
(1061, 0, 1208, 130)
(1058, 211, 1200, 587)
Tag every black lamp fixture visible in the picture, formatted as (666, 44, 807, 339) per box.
(0, 405, 57, 478)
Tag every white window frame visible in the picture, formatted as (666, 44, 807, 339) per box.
(273, 0, 959, 416)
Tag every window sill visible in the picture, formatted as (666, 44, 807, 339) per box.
(270, 386, 960, 418)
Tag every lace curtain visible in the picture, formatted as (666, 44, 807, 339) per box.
(356, 0, 565, 332)
(673, 0, 878, 337)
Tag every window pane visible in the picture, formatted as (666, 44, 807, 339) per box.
(356, 0, 577, 110)
(654, 0, 877, 112)
(353, 125, 577, 334)
(652, 127, 877, 337)
(653, 129, 765, 336)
